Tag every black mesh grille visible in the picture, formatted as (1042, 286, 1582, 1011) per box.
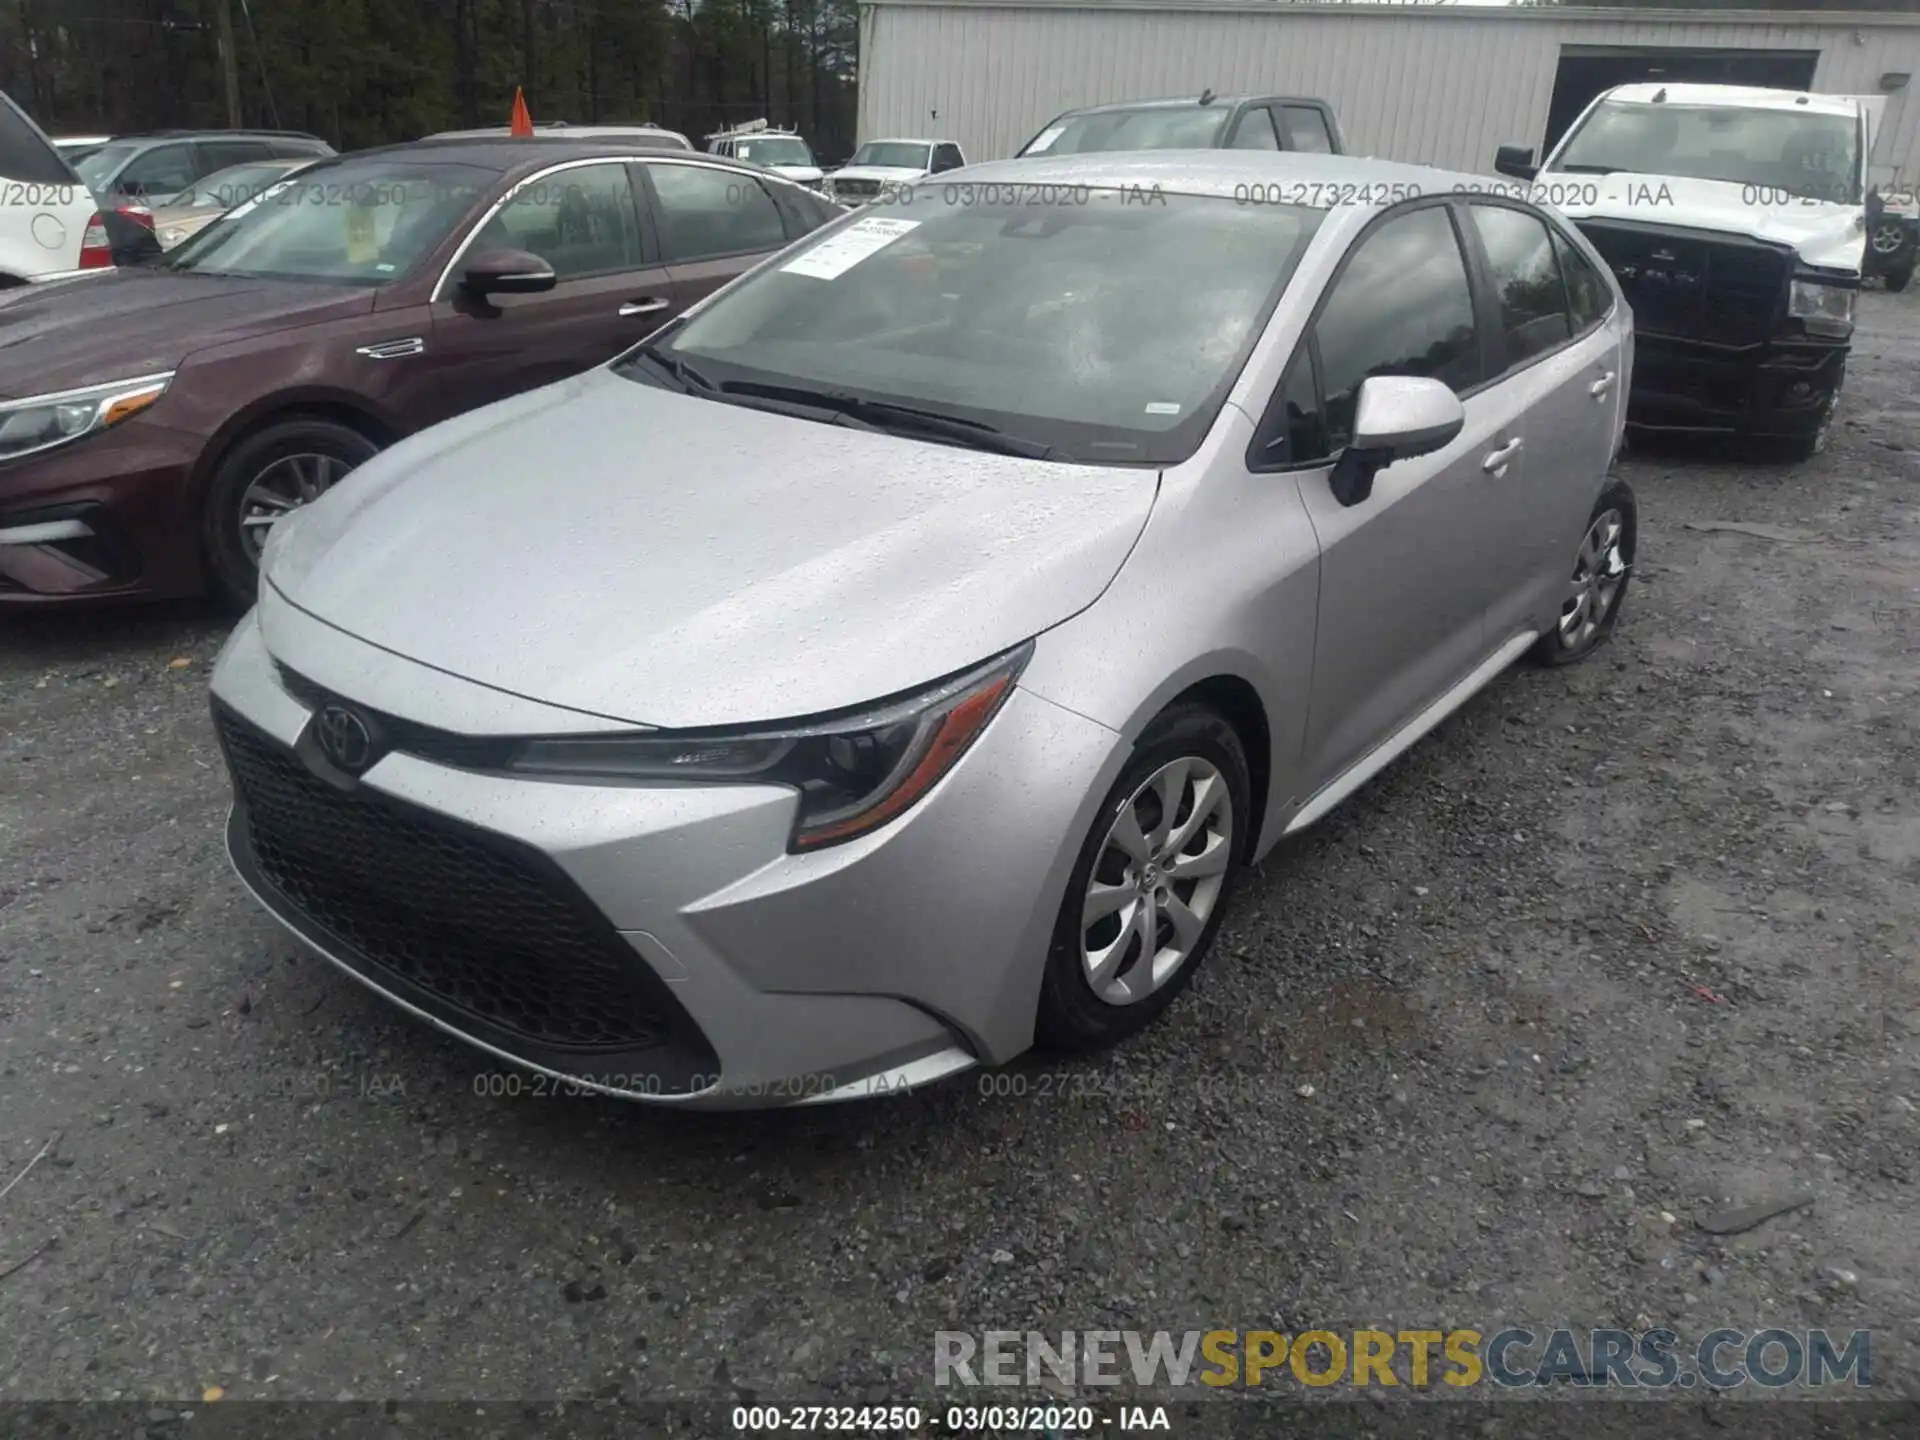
(217, 705, 689, 1054)
(1577, 222, 1790, 347)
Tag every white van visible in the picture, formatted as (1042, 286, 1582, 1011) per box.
(0, 90, 110, 285)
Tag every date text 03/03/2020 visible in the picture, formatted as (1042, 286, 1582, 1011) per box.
(729, 1404, 1174, 1433)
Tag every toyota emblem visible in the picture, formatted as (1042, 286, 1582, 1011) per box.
(314, 704, 376, 773)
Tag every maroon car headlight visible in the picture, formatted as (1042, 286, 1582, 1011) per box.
(0, 372, 174, 463)
(507, 643, 1032, 850)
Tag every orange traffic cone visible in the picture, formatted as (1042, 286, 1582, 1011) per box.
(509, 88, 534, 136)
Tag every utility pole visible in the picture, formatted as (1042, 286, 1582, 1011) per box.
(215, 0, 242, 128)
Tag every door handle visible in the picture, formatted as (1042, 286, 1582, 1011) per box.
(619, 298, 670, 317)
(1482, 437, 1524, 473)
(1589, 370, 1617, 399)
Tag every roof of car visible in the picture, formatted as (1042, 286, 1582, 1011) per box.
(427, 123, 692, 148)
(1600, 82, 1862, 116)
(958, 149, 1482, 208)
(289, 137, 794, 180)
(1055, 94, 1326, 117)
(862, 138, 944, 147)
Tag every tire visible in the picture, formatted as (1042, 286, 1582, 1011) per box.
(1779, 355, 1846, 464)
(1886, 264, 1913, 295)
(202, 417, 380, 609)
(1036, 702, 1252, 1052)
(1529, 477, 1636, 668)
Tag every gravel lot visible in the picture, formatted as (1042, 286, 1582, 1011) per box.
(2, 287, 1916, 1424)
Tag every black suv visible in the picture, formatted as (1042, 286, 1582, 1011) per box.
(73, 129, 336, 206)
(1014, 93, 1345, 158)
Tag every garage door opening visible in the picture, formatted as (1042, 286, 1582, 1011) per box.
(1544, 47, 1821, 156)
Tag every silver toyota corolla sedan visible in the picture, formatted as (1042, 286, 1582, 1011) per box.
(209, 151, 1636, 1109)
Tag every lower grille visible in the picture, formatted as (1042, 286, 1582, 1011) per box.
(1577, 221, 1790, 348)
(833, 178, 881, 199)
(216, 705, 702, 1058)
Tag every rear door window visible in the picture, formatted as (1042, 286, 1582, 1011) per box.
(1279, 106, 1336, 154)
(1467, 203, 1574, 369)
(198, 139, 273, 174)
(1550, 226, 1612, 332)
(645, 162, 788, 261)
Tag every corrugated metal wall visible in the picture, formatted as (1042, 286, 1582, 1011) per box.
(860, 1, 1920, 180)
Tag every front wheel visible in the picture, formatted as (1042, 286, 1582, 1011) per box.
(1529, 478, 1636, 668)
(203, 418, 380, 609)
(1037, 702, 1251, 1052)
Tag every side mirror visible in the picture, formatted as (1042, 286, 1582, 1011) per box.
(1494, 144, 1538, 181)
(1329, 376, 1465, 508)
(461, 247, 557, 297)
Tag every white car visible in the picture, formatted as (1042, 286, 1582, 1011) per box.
(0, 91, 110, 283)
(824, 138, 967, 204)
(1496, 83, 1878, 460)
(707, 122, 825, 190)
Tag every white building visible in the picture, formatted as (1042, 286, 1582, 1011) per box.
(858, 1, 1920, 180)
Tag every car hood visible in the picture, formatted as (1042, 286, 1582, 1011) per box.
(830, 164, 929, 185)
(1551, 172, 1866, 272)
(768, 163, 825, 184)
(267, 370, 1158, 729)
(0, 270, 373, 397)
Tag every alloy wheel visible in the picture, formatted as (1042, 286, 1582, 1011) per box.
(1871, 220, 1908, 257)
(238, 453, 353, 562)
(1079, 757, 1235, 1006)
(1557, 507, 1630, 652)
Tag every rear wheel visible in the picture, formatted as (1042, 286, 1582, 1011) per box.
(202, 418, 379, 609)
(1037, 703, 1251, 1052)
(1886, 263, 1913, 295)
(1529, 478, 1635, 668)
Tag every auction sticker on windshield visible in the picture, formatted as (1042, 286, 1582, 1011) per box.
(782, 215, 920, 280)
(1024, 125, 1066, 154)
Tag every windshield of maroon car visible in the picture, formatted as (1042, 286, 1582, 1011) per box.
(1553, 100, 1861, 204)
(159, 158, 497, 284)
(641, 190, 1324, 465)
(1023, 108, 1231, 157)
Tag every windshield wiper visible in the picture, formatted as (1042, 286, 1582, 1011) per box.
(717, 380, 1056, 459)
(622, 342, 717, 395)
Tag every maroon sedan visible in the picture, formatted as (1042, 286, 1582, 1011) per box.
(0, 138, 841, 607)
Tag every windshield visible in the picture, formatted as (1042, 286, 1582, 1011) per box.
(161, 158, 493, 284)
(735, 136, 814, 167)
(74, 142, 139, 188)
(625, 189, 1323, 465)
(172, 161, 302, 212)
(1022, 107, 1231, 157)
(1552, 100, 1861, 204)
(848, 142, 933, 171)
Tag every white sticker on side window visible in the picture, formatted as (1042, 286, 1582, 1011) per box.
(1025, 125, 1066, 154)
(1144, 402, 1182, 416)
(781, 216, 921, 280)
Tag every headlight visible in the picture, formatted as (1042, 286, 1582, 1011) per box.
(0, 372, 174, 463)
(1788, 279, 1855, 336)
(508, 644, 1031, 850)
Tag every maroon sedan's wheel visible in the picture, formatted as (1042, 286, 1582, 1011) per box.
(203, 418, 379, 609)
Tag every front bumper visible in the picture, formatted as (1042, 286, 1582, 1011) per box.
(1623, 332, 1847, 440)
(0, 417, 204, 605)
(208, 602, 1126, 1109)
